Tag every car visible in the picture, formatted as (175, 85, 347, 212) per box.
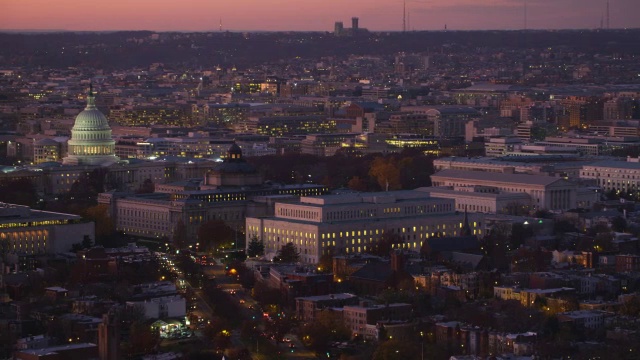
(239, 299, 245, 304)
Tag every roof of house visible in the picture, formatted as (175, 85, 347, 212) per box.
(421, 236, 480, 255)
(349, 262, 393, 282)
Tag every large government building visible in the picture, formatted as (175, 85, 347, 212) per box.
(246, 191, 483, 264)
(99, 145, 329, 240)
(62, 86, 120, 166)
(430, 169, 598, 211)
(0, 202, 94, 256)
(0, 88, 222, 195)
(580, 157, 640, 197)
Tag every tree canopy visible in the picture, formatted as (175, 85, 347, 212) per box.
(274, 242, 300, 263)
(246, 235, 265, 258)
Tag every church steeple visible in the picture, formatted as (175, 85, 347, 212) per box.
(460, 205, 472, 237)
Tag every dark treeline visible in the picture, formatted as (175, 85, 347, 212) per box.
(247, 149, 435, 191)
(1, 29, 639, 69)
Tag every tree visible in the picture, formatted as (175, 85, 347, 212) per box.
(83, 204, 116, 246)
(317, 248, 334, 273)
(347, 176, 368, 192)
(70, 235, 94, 252)
(197, 220, 234, 251)
(369, 156, 401, 191)
(274, 242, 300, 263)
(0, 178, 38, 207)
(125, 321, 159, 357)
(300, 310, 350, 354)
(372, 339, 420, 360)
(373, 232, 403, 257)
(247, 235, 265, 258)
(611, 216, 628, 232)
(172, 219, 188, 250)
(136, 178, 154, 194)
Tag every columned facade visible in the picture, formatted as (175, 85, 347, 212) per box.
(63, 86, 119, 166)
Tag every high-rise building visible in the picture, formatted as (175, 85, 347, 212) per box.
(351, 17, 359, 32)
(334, 21, 344, 36)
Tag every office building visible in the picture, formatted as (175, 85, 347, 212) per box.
(246, 191, 483, 264)
(431, 169, 597, 211)
(0, 202, 94, 256)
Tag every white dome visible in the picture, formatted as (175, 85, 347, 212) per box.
(62, 86, 119, 166)
(72, 100, 110, 131)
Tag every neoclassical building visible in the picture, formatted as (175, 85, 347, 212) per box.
(430, 169, 598, 211)
(63, 86, 120, 166)
(246, 191, 484, 264)
(0, 202, 94, 255)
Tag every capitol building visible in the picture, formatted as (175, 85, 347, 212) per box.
(62, 86, 120, 166)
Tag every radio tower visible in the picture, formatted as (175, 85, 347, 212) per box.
(606, 0, 610, 29)
(219, 18, 222, 32)
(403, 0, 406, 32)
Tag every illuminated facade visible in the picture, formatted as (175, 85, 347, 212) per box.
(63, 87, 120, 166)
(431, 169, 598, 211)
(246, 191, 483, 264)
(301, 133, 359, 157)
(580, 158, 640, 197)
(240, 115, 338, 136)
(416, 186, 532, 214)
(0, 202, 94, 256)
(400, 106, 480, 137)
(99, 145, 329, 241)
(33, 138, 64, 164)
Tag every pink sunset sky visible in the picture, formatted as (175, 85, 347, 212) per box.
(2, 0, 639, 32)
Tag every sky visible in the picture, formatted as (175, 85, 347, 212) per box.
(1, 0, 639, 32)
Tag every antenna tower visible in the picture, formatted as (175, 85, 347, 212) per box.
(403, 0, 406, 32)
(219, 18, 222, 32)
(606, 0, 610, 29)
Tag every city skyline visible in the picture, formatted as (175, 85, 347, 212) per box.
(2, 0, 640, 32)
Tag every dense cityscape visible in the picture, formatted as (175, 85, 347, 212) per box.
(0, 24, 640, 360)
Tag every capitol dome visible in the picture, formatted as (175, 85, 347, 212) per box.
(62, 85, 119, 166)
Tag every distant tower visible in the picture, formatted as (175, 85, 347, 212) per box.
(219, 18, 222, 32)
(606, 0, 610, 29)
(334, 21, 344, 36)
(352, 17, 359, 33)
(403, 0, 406, 32)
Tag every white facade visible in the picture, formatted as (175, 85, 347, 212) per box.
(0, 203, 95, 255)
(246, 191, 484, 264)
(63, 89, 119, 166)
(580, 158, 640, 196)
(127, 295, 186, 319)
(416, 186, 531, 214)
(431, 169, 589, 211)
(557, 310, 606, 329)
